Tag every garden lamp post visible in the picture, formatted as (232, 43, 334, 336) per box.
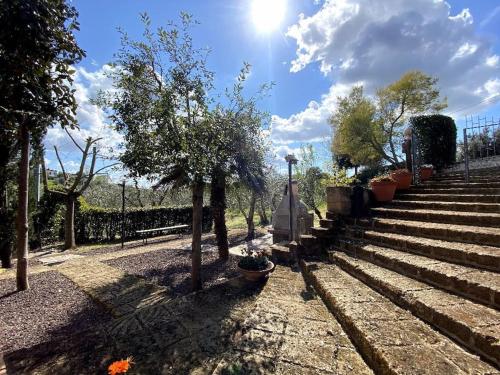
(285, 154, 298, 241)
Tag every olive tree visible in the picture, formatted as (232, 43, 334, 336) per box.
(42, 130, 119, 249)
(0, 0, 85, 290)
(103, 13, 221, 291)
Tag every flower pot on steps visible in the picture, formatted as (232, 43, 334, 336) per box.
(390, 169, 412, 190)
(419, 165, 433, 181)
(370, 176, 397, 202)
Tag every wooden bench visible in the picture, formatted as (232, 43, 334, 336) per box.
(136, 224, 189, 244)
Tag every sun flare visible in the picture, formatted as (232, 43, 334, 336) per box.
(251, 0, 286, 33)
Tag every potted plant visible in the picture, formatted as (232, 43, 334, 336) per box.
(390, 169, 412, 190)
(419, 164, 433, 181)
(238, 249, 274, 282)
(369, 175, 397, 202)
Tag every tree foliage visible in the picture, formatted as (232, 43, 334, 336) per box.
(331, 71, 447, 167)
(0, 0, 85, 290)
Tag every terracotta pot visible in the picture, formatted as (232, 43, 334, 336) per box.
(238, 261, 275, 282)
(419, 166, 433, 181)
(370, 180, 397, 202)
(390, 171, 412, 190)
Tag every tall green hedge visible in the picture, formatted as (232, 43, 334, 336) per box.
(410, 115, 457, 171)
(75, 206, 212, 243)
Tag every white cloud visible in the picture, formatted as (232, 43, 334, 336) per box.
(45, 64, 123, 167)
(272, 0, 500, 148)
(271, 82, 355, 144)
(486, 55, 499, 67)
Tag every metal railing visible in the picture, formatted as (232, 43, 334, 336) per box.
(462, 116, 500, 183)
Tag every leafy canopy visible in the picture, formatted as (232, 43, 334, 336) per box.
(330, 71, 447, 167)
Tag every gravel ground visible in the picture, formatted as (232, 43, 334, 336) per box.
(105, 249, 241, 297)
(71, 228, 266, 257)
(0, 271, 112, 354)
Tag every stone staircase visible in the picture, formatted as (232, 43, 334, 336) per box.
(301, 167, 500, 373)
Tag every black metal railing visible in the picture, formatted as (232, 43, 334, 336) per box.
(462, 116, 500, 183)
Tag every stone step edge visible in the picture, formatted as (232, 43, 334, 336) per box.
(334, 240, 499, 309)
(343, 227, 500, 273)
(350, 217, 500, 248)
(388, 200, 500, 213)
(331, 251, 500, 368)
(370, 207, 500, 228)
(300, 260, 497, 375)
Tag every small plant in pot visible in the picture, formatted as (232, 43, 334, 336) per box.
(238, 249, 274, 282)
(369, 175, 397, 202)
(419, 164, 433, 181)
(390, 169, 412, 190)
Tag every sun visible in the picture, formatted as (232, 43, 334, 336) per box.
(251, 0, 286, 33)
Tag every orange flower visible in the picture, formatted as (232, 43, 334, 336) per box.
(108, 357, 133, 375)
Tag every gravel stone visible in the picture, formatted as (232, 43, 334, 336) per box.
(0, 271, 112, 354)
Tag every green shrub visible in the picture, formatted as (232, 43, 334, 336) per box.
(75, 206, 213, 244)
(410, 115, 457, 171)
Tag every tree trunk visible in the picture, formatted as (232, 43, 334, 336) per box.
(191, 178, 204, 291)
(313, 206, 323, 220)
(257, 195, 269, 225)
(210, 169, 228, 261)
(0, 178, 12, 268)
(64, 194, 76, 250)
(16, 123, 30, 291)
(246, 192, 256, 241)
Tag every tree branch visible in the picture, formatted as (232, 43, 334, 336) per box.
(64, 128, 84, 153)
(53, 146, 68, 183)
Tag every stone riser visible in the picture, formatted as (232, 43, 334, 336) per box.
(395, 194, 500, 203)
(344, 227, 500, 272)
(331, 252, 500, 367)
(301, 261, 498, 374)
(387, 200, 500, 214)
(352, 218, 500, 247)
(417, 182, 500, 189)
(371, 208, 500, 228)
(334, 241, 499, 309)
(402, 187, 500, 194)
(430, 176, 500, 182)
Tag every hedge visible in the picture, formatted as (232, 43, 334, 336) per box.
(410, 115, 457, 171)
(75, 206, 212, 244)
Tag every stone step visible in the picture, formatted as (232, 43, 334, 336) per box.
(403, 187, 500, 194)
(417, 182, 500, 189)
(319, 218, 336, 229)
(395, 193, 500, 203)
(371, 207, 500, 228)
(271, 243, 294, 265)
(301, 261, 497, 374)
(438, 168, 500, 177)
(334, 240, 500, 308)
(311, 226, 335, 238)
(331, 252, 500, 367)
(351, 218, 500, 247)
(344, 228, 500, 272)
(388, 200, 500, 214)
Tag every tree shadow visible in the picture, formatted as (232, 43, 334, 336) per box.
(2, 271, 269, 374)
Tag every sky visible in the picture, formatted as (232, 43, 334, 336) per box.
(44, 0, 500, 178)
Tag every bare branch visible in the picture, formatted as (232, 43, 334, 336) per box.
(78, 146, 98, 193)
(41, 152, 67, 196)
(69, 139, 91, 192)
(53, 146, 68, 183)
(64, 128, 84, 153)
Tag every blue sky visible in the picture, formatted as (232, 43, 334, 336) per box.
(45, 0, 500, 177)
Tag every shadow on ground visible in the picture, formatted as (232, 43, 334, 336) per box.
(3, 274, 266, 374)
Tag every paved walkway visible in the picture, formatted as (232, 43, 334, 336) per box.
(3, 266, 371, 374)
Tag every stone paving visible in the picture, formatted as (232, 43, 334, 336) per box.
(2, 265, 372, 374)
